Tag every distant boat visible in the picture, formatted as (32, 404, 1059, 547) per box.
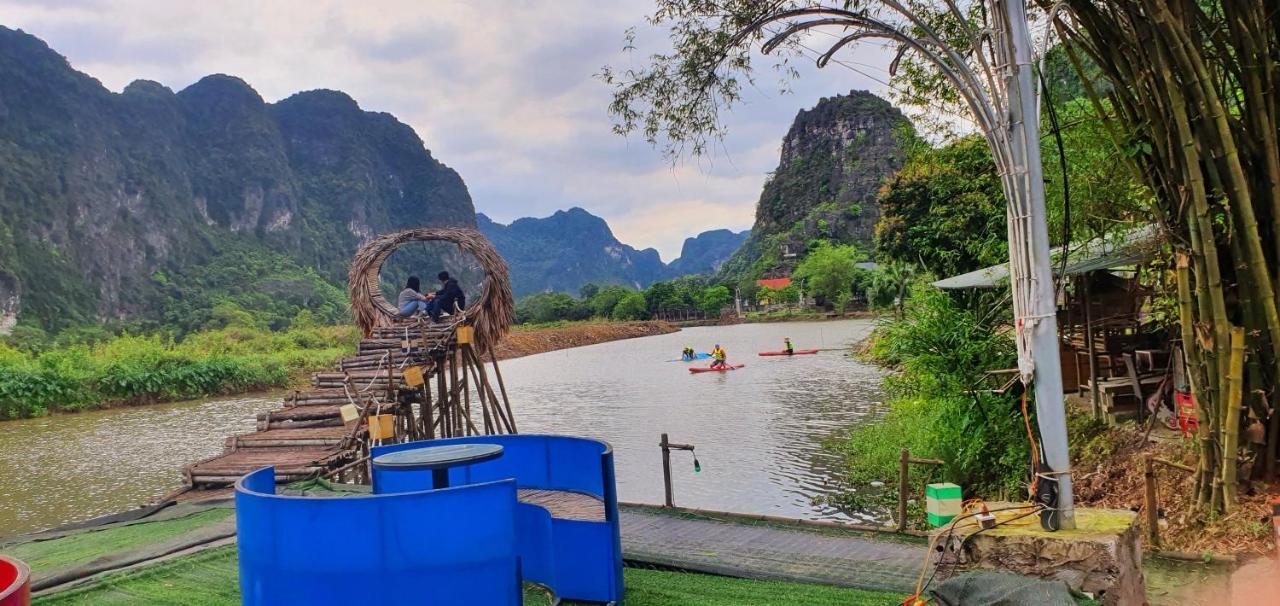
(688, 364, 745, 373)
(669, 353, 712, 362)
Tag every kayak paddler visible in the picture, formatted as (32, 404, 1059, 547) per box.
(682, 346, 696, 360)
(783, 337, 794, 355)
(710, 344, 727, 369)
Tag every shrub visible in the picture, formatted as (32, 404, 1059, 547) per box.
(611, 292, 649, 320)
(829, 287, 1028, 525)
(0, 322, 355, 419)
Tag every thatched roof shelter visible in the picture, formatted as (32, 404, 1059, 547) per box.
(348, 227, 514, 351)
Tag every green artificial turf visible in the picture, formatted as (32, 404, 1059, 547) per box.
(617, 568, 902, 605)
(32, 544, 903, 606)
(4, 508, 233, 572)
(34, 544, 241, 605)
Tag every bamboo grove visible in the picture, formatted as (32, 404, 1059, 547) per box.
(1051, 0, 1279, 513)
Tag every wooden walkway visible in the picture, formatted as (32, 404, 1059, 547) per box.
(618, 505, 926, 593)
(184, 324, 454, 488)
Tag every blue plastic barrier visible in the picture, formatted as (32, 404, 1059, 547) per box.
(371, 435, 624, 604)
(235, 467, 522, 606)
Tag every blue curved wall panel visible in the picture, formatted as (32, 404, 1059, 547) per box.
(235, 467, 522, 606)
(371, 435, 624, 604)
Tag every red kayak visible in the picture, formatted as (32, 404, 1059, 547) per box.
(689, 364, 745, 373)
(758, 349, 820, 356)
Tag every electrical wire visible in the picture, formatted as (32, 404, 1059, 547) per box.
(1021, 391, 1041, 496)
(910, 501, 1043, 599)
(918, 505, 1044, 596)
(1038, 67, 1072, 299)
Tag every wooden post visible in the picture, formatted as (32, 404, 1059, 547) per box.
(898, 448, 910, 532)
(1143, 455, 1160, 548)
(661, 433, 674, 507)
(423, 375, 435, 440)
(458, 348, 473, 436)
(1124, 353, 1145, 425)
(487, 346, 519, 433)
(1083, 274, 1101, 419)
(468, 347, 513, 433)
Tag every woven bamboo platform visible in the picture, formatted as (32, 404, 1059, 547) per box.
(186, 446, 349, 486)
(181, 227, 518, 492)
(228, 426, 354, 449)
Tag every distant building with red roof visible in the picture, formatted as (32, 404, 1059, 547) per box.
(756, 277, 792, 290)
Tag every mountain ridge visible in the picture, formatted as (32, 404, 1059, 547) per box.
(477, 209, 748, 296)
(0, 26, 475, 331)
(718, 90, 914, 284)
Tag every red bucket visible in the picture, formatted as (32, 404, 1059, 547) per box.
(0, 555, 30, 606)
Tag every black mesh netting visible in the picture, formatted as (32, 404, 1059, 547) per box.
(929, 571, 1081, 606)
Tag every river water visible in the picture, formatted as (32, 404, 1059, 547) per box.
(0, 319, 885, 536)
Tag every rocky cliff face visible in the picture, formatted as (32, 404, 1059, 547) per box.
(718, 90, 913, 283)
(0, 27, 474, 330)
(667, 229, 749, 275)
(477, 209, 669, 297)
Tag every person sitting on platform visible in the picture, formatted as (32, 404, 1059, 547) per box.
(783, 337, 794, 355)
(426, 271, 466, 322)
(710, 344, 727, 369)
(397, 276, 430, 318)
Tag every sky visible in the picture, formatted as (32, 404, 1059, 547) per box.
(1, 0, 894, 261)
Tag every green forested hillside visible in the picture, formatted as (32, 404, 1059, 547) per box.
(717, 91, 915, 287)
(0, 26, 475, 333)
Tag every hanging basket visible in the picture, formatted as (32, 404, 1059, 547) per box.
(347, 227, 514, 351)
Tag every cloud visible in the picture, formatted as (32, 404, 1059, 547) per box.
(0, 0, 894, 259)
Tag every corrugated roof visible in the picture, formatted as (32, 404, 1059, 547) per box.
(757, 277, 792, 289)
(932, 225, 1163, 290)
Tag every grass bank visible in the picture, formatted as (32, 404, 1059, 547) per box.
(0, 324, 358, 420)
(1, 320, 680, 420)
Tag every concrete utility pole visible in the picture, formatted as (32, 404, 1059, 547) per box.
(1002, 0, 1075, 528)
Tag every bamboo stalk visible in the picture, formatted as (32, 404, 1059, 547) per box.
(1222, 326, 1246, 510)
(467, 347, 514, 434)
(1176, 254, 1215, 503)
(487, 345, 519, 434)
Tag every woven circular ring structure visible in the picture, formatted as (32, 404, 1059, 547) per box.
(347, 227, 514, 350)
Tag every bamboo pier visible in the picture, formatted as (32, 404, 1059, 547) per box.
(181, 227, 517, 491)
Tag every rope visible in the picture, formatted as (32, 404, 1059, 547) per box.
(1021, 391, 1041, 496)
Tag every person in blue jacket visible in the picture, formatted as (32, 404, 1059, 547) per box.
(426, 271, 466, 322)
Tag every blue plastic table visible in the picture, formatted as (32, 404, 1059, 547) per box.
(371, 443, 504, 488)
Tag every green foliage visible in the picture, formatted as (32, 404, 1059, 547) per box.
(0, 323, 357, 419)
(611, 291, 649, 320)
(757, 285, 799, 305)
(830, 288, 1026, 522)
(857, 262, 919, 318)
(875, 136, 1008, 278)
(146, 238, 351, 336)
(515, 292, 590, 324)
(589, 285, 633, 318)
(513, 276, 734, 324)
(793, 243, 860, 304)
(697, 285, 732, 314)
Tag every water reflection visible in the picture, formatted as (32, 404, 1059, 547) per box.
(0, 318, 887, 536)
(0, 395, 276, 536)
(503, 319, 886, 521)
